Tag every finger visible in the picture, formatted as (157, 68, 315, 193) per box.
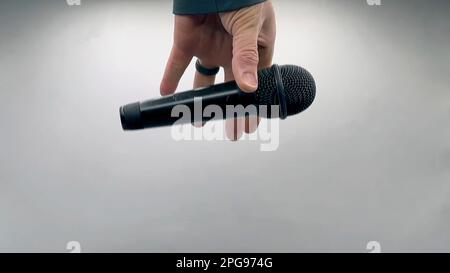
(192, 61, 217, 127)
(226, 117, 245, 141)
(193, 61, 217, 89)
(221, 5, 263, 93)
(244, 45, 270, 135)
(224, 66, 245, 140)
(241, 44, 268, 133)
(160, 45, 193, 96)
(232, 25, 260, 93)
(244, 116, 260, 134)
(243, 4, 275, 134)
(243, 7, 274, 134)
(257, 46, 274, 71)
(258, 2, 276, 70)
(225, 66, 259, 135)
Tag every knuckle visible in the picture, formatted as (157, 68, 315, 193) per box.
(237, 48, 259, 65)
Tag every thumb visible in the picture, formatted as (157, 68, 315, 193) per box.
(232, 28, 259, 92)
(222, 6, 263, 92)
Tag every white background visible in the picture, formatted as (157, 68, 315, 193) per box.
(0, 0, 449, 252)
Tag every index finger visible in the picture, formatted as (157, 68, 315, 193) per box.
(160, 45, 193, 96)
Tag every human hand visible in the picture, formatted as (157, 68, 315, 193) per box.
(160, 1, 276, 140)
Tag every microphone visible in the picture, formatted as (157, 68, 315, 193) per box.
(120, 64, 316, 130)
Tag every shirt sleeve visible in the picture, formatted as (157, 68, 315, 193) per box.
(173, 0, 267, 15)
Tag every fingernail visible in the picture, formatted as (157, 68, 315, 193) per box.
(243, 72, 258, 89)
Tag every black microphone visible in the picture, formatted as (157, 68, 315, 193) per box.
(120, 64, 316, 130)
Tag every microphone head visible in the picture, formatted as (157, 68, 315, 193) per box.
(256, 65, 316, 117)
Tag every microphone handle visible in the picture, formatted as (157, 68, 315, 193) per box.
(120, 81, 258, 130)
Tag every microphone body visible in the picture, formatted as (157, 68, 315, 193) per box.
(121, 81, 257, 130)
(120, 64, 316, 131)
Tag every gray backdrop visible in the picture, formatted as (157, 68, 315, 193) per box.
(0, 0, 449, 252)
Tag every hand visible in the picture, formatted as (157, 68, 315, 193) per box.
(160, 1, 276, 140)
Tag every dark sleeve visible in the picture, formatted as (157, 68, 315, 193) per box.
(173, 0, 267, 15)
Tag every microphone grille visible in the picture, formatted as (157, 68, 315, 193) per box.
(256, 65, 316, 116)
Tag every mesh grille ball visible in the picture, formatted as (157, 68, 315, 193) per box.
(256, 65, 316, 116)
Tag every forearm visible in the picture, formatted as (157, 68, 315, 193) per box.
(173, 0, 267, 15)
